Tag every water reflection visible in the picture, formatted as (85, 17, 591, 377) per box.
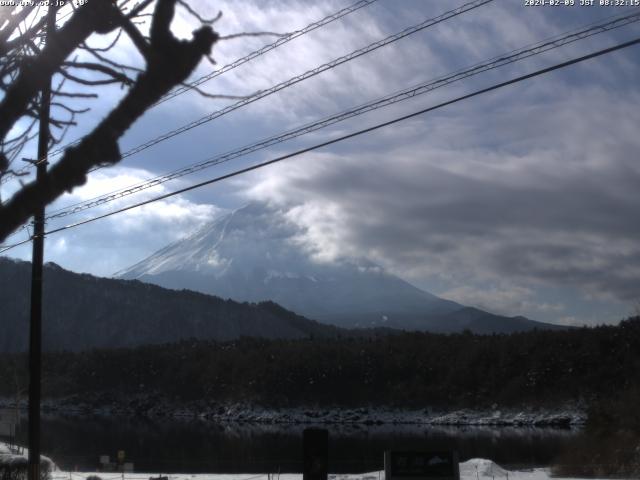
(15, 415, 580, 473)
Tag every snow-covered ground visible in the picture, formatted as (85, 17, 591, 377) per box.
(0, 441, 55, 470)
(3, 444, 631, 480)
(46, 458, 618, 480)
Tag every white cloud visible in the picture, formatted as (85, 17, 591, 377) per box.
(9, 167, 226, 276)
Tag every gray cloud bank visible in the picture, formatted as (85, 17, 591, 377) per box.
(243, 79, 640, 321)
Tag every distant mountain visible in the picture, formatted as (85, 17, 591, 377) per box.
(0, 257, 339, 353)
(117, 202, 564, 334)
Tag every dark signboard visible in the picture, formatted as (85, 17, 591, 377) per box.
(303, 428, 328, 480)
(384, 451, 460, 480)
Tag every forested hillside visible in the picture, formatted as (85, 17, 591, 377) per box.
(1, 317, 638, 409)
(0, 257, 340, 352)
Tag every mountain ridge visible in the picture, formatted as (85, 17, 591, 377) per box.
(0, 257, 341, 353)
(117, 201, 565, 333)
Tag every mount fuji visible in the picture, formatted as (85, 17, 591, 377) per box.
(117, 202, 562, 334)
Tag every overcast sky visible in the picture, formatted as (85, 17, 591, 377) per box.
(3, 0, 640, 325)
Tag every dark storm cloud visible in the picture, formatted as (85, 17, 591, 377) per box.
(246, 82, 640, 308)
(493, 243, 640, 302)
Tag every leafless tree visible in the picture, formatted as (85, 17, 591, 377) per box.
(0, 0, 226, 242)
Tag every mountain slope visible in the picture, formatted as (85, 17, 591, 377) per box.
(117, 202, 564, 333)
(0, 257, 339, 353)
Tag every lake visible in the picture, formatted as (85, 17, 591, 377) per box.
(12, 415, 581, 473)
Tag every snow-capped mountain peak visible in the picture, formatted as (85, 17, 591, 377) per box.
(117, 202, 560, 333)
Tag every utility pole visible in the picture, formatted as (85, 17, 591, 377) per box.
(28, 6, 56, 480)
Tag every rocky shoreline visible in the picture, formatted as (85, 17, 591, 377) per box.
(1, 396, 586, 427)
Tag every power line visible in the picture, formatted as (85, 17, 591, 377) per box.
(41, 9, 640, 222)
(112, 0, 493, 161)
(155, 0, 379, 106)
(3, 0, 493, 184)
(0, 236, 32, 254)
(1, 222, 30, 242)
(1, 0, 379, 181)
(21, 35, 638, 246)
(4, 0, 493, 202)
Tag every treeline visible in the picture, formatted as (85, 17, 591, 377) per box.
(1, 317, 640, 410)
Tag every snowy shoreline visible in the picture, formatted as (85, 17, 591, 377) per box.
(4, 441, 636, 480)
(0, 398, 586, 427)
(46, 459, 597, 480)
(3, 457, 606, 480)
(0, 444, 614, 480)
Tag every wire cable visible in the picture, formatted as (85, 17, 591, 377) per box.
(1, 0, 379, 181)
(155, 0, 379, 106)
(3, 0, 492, 184)
(0, 236, 33, 254)
(41, 9, 640, 222)
(2, 0, 493, 185)
(112, 0, 494, 161)
(19, 35, 637, 246)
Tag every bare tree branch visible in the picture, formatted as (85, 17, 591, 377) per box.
(59, 68, 129, 86)
(0, 0, 122, 142)
(189, 84, 256, 101)
(1, 15, 46, 57)
(0, 0, 219, 241)
(177, 0, 222, 25)
(0, 4, 37, 51)
(62, 61, 135, 85)
(49, 117, 77, 129)
(2, 117, 38, 147)
(82, 45, 144, 73)
(51, 102, 91, 115)
(126, 0, 155, 19)
(53, 91, 99, 98)
(116, 11, 152, 61)
(80, 28, 123, 53)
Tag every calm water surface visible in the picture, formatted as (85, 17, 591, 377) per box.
(15, 415, 580, 473)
